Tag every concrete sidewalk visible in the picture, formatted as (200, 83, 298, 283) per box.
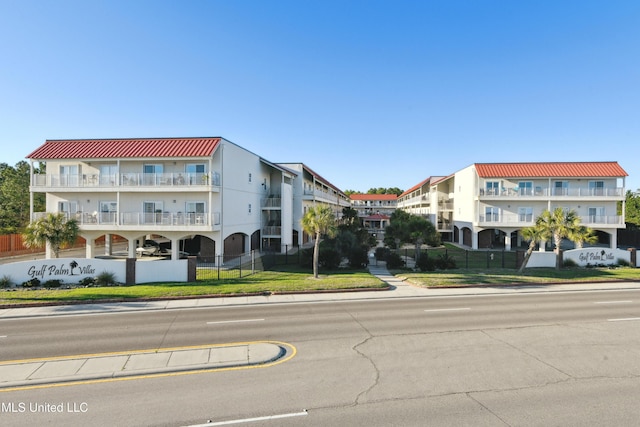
(2, 263, 640, 320)
(0, 342, 287, 389)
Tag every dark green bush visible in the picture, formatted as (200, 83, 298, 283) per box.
(78, 276, 96, 287)
(386, 252, 406, 269)
(22, 278, 41, 288)
(348, 246, 369, 269)
(435, 253, 457, 270)
(95, 271, 118, 287)
(375, 247, 390, 261)
(43, 279, 63, 288)
(0, 275, 13, 289)
(319, 247, 341, 269)
(416, 255, 436, 271)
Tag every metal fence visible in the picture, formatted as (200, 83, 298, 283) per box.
(195, 246, 307, 280)
(386, 247, 519, 270)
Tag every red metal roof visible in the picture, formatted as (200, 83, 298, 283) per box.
(26, 137, 221, 160)
(350, 194, 398, 201)
(399, 177, 432, 198)
(475, 162, 628, 178)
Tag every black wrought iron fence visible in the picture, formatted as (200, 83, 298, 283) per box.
(384, 247, 519, 270)
(196, 246, 306, 280)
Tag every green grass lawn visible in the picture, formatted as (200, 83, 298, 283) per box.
(399, 267, 640, 287)
(2, 256, 640, 306)
(0, 266, 387, 306)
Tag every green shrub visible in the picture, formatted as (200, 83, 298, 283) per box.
(348, 246, 370, 269)
(416, 255, 436, 271)
(617, 258, 630, 267)
(435, 253, 457, 270)
(78, 276, 96, 287)
(375, 247, 390, 261)
(43, 279, 64, 288)
(0, 275, 13, 289)
(386, 252, 406, 269)
(95, 271, 118, 287)
(22, 278, 41, 288)
(563, 258, 578, 267)
(319, 247, 341, 269)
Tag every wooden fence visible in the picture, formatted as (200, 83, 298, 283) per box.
(0, 234, 87, 258)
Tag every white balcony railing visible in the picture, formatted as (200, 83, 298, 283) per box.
(262, 226, 282, 236)
(478, 214, 623, 226)
(31, 172, 221, 188)
(33, 211, 221, 227)
(479, 187, 624, 198)
(261, 197, 281, 208)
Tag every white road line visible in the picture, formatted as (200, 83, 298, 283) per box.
(608, 317, 640, 322)
(206, 319, 265, 325)
(595, 301, 633, 304)
(187, 410, 308, 426)
(424, 308, 471, 313)
(0, 336, 6, 338)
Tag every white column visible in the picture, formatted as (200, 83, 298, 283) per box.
(504, 234, 512, 251)
(85, 238, 95, 259)
(610, 231, 617, 249)
(472, 232, 478, 250)
(128, 238, 137, 258)
(171, 237, 179, 260)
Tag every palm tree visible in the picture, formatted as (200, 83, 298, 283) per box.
(517, 222, 549, 273)
(300, 205, 337, 278)
(569, 225, 598, 249)
(528, 208, 593, 270)
(23, 213, 80, 258)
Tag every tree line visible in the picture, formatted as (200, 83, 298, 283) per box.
(0, 161, 45, 234)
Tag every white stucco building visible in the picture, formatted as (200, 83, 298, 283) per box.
(27, 137, 347, 260)
(399, 162, 628, 250)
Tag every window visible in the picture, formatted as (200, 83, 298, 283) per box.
(99, 201, 117, 223)
(588, 207, 605, 223)
(248, 203, 252, 214)
(143, 201, 163, 223)
(143, 164, 163, 185)
(59, 165, 79, 186)
(518, 207, 533, 222)
(554, 180, 568, 196)
(589, 181, 604, 196)
(185, 163, 206, 184)
(59, 201, 78, 215)
(249, 173, 252, 183)
(185, 201, 205, 225)
(485, 207, 500, 222)
(99, 164, 118, 185)
(486, 181, 499, 196)
(518, 181, 533, 196)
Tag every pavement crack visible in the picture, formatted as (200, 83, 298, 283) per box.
(480, 329, 573, 379)
(347, 312, 380, 406)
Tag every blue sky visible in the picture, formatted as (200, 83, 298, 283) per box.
(1, 0, 638, 193)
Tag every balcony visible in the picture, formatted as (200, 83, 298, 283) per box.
(261, 196, 281, 208)
(479, 187, 624, 200)
(262, 226, 282, 236)
(399, 194, 429, 207)
(33, 211, 221, 229)
(477, 214, 623, 228)
(31, 172, 221, 189)
(478, 214, 536, 227)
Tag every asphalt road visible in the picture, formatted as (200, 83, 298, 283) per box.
(2, 289, 640, 426)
